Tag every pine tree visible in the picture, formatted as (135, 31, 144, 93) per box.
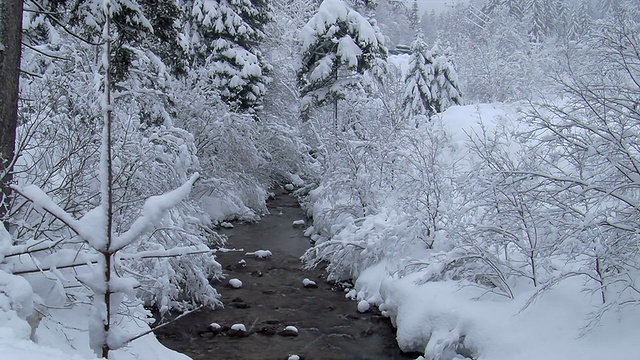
(598, 0, 620, 18)
(403, 35, 435, 122)
(347, 0, 377, 12)
(403, 36, 461, 124)
(506, 0, 528, 21)
(409, 0, 421, 34)
(529, 0, 552, 42)
(430, 44, 462, 113)
(297, 0, 387, 126)
(179, 0, 272, 113)
(566, 0, 591, 40)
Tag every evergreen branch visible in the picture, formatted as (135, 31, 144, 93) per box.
(27, 0, 102, 46)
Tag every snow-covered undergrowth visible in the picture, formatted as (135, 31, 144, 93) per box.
(1, 222, 191, 360)
(302, 100, 640, 359)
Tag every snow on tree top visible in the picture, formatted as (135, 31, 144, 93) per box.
(300, 0, 383, 55)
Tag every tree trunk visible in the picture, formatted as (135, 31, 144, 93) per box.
(0, 0, 24, 226)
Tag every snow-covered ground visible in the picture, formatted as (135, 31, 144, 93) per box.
(355, 260, 640, 360)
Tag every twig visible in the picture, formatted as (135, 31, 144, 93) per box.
(10, 184, 83, 236)
(13, 260, 98, 275)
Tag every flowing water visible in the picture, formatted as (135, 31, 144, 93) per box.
(156, 191, 414, 360)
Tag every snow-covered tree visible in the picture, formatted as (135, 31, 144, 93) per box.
(523, 8, 640, 310)
(179, 0, 272, 113)
(408, 0, 420, 33)
(529, 0, 552, 42)
(297, 0, 387, 126)
(403, 36, 462, 123)
(565, 0, 592, 40)
(7, 1, 229, 357)
(347, 0, 377, 12)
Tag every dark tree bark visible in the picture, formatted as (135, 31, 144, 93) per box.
(0, 0, 24, 225)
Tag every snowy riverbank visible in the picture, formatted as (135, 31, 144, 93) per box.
(302, 103, 640, 360)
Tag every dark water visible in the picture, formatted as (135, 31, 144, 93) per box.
(156, 191, 413, 360)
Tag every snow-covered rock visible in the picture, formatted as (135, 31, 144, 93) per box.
(228, 323, 248, 337)
(303, 226, 315, 237)
(228, 279, 243, 289)
(357, 300, 370, 313)
(220, 221, 233, 229)
(284, 325, 298, 333)
(230, 324, 246, 332)
(278, 325, 299, 337)
(292, 219, 305, 227)
(284, 184, 295, 191)
(302, 278, 318, 288)
(345, 289, 357, 300)
(245, 250, 272, 259)
(287, 355, 300, 360)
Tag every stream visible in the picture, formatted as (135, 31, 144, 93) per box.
(155, 190, 413, 359)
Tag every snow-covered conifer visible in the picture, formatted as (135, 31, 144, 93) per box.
(403, 36, 461, 123)
(347, 0, 377, 12)
(179, 0, 272, 113)
(297, 0, 387, 123)
(430, 44, 462, 113)
(408, 0, 420, 33)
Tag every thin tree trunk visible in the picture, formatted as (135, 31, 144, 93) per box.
(0, 0, 24, 227)
(101, 3, 114, 358)
(595, 255, 606, 304)
(333, 97, 338, 133)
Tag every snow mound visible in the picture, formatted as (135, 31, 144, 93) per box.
(292, 219, 306, 226)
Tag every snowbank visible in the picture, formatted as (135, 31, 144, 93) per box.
(357, 268, 640, 360)
(201, 194, 259, 223)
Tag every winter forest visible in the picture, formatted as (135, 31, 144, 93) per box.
(0, 0, 639, 359)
